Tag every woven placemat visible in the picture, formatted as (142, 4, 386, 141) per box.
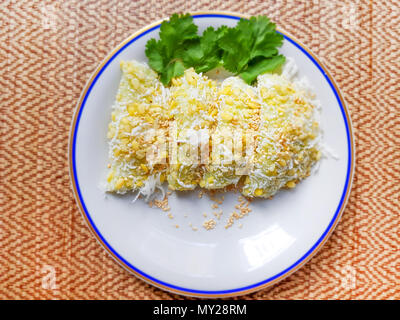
(0, 0, 399, 300)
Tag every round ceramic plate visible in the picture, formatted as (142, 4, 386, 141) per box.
(69, 12, 354, 297)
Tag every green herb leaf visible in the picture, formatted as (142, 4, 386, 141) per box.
(180, 26, 227, 73)
(145, 14, 286, 85)
(219, 15, 285, 83)
(161, 60, 185, 85)
(240, 55, 286, 84)
(145, 39, 165, 73)
(145, 13, 199, 85)
(159, 13, 199, 57)
(219, 28, 251, 73)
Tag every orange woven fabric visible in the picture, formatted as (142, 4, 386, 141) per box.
(0, 0, 399, 300)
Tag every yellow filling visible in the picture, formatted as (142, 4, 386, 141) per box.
(105, 60, 320, 199)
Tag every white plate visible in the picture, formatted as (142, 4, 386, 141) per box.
(69, 12, 354, 298)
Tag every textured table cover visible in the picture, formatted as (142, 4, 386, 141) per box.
(0, 0, 399, 300)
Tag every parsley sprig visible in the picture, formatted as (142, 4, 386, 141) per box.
(145, 14, 285, 85)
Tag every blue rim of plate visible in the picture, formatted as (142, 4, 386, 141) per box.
(69, 12, 354, 297)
